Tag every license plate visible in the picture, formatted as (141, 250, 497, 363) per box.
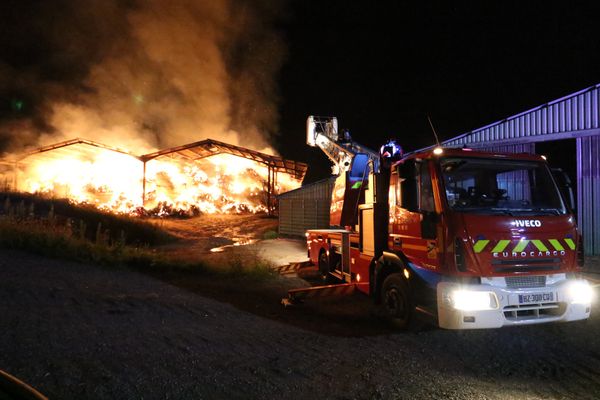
(518, 292, 555, 304)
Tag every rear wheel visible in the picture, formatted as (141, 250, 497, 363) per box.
(318, 250, 331, 282)
(381, 273, 415, 330)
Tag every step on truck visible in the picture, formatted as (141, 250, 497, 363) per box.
(302, 116, 593, 329)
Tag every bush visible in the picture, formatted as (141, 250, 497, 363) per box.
(262, 230, 278, 240)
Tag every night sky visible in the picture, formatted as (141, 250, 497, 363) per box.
(1, 1, 599, 185)
(278, 1, 600, 183)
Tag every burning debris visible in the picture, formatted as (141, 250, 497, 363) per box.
(0, 139, 306, 216)
(0, 1, 297, 217)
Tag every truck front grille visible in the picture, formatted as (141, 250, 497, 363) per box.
(505, 275, 546, 288)
(503, 302, 566, 321)
(492, 258, 561, 273)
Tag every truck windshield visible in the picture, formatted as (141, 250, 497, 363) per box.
(440, 157, 567, 215)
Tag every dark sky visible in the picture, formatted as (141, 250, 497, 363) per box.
(277, 1, 600, 182)
(1, 1, 599, 185)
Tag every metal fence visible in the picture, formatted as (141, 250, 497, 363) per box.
(278, 177, 335, 237)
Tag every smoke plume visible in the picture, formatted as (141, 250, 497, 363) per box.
(0, 0, 286, 155)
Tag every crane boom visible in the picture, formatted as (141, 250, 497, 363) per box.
(306, 116, 379, 174)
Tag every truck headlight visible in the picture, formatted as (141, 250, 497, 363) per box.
(449, 290, 498, 311)
(569, 280, 594, 305)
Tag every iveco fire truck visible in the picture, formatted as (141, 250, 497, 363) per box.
(301, 116, 593, 329)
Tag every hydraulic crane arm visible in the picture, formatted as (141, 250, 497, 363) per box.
(306, 116, 379, 174)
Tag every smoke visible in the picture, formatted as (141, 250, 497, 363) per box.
(0, 0, 286, 155)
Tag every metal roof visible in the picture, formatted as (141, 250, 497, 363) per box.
(6, 137, 308, 181)
(443, 83, 600, 148)
(140, 139, 307, 180)
(17, 138, 137, 161)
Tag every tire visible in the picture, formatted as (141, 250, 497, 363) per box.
(380, 273, 416, 330)
(318, 250, 331, 282)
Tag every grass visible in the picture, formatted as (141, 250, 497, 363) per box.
(0, 192, 172, 246)
(0, 192, 277, 281)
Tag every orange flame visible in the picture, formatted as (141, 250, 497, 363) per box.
(13, 147, 301, 216)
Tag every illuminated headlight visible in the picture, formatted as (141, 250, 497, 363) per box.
(569, 280, 594, 305)
(449, 290, 498, 311)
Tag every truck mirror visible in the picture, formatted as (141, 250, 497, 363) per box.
(551, 168, 576, 214)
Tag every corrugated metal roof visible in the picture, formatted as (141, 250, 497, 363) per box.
(443, 83, 600, 148)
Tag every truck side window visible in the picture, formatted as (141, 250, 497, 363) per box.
(419, 162, 435, 212)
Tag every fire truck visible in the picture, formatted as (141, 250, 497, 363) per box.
(297, 116, 593, 329)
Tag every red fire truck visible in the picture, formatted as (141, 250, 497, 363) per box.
(300, 116, 593, 329)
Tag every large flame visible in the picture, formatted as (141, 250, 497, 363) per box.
(10, 145, 301, 216)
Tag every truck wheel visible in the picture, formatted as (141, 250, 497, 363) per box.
(381, 273, 415, 329)
(318, 250, 332, 282)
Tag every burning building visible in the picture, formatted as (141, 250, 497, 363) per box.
(0, 138, 307, 216)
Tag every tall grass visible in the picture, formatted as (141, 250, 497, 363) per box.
(0, 192, 171, 246)
(0, 193, 276, 280)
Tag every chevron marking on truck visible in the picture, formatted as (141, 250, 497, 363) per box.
(531, 240, 548, 252)
(474, 238, 576, 254)
(491, 240, 511, 253)
(549, 239, 565, 251)
(473, 240, 490, 253)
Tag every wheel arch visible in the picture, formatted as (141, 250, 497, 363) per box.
(371, 250, 410, 303)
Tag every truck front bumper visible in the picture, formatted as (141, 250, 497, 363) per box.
(437, 278, 592, 329)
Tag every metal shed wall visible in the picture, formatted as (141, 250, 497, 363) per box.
(577, 135, 600, 255)
(278, 177, 335, 237)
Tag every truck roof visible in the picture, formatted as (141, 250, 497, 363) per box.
(398, 147, 546, 165)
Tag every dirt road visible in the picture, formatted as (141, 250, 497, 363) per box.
(1, 250, 600, 399)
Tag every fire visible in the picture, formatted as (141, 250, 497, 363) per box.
(7, 142, 303, 216)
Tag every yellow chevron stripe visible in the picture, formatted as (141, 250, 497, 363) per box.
(512, 239, 530, 253)
(564, 238, 576, 250)
(531, 240, 548, 252)
(491, 240, 511, 253)
(473, 240, 490, 253)
(548, 239, 564, 251)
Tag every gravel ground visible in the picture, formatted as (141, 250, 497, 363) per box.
(1, 250, 600, 399)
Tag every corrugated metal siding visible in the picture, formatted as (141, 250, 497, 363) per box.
(444, 84, 600, 148)
(577, 136, 600, 255)
(278, 177, 335, 237)
(479, 144, 535, 154)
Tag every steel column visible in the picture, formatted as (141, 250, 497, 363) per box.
(577, 136, 600, 255)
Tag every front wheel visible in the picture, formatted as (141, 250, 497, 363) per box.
(381, 273, 415, 330)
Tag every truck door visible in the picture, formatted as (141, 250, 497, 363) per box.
(390, 159, 441, 269)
